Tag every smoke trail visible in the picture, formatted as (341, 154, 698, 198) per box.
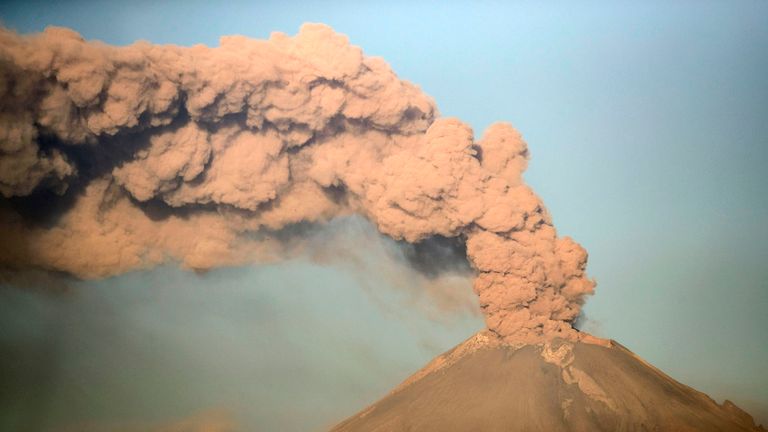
(56, 407, 237, 432)
(0, 23, 595, 344)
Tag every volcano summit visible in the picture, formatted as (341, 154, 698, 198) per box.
(333, 332, 764, 432)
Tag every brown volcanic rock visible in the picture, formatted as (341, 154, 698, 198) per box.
(332, 332, 764, 432)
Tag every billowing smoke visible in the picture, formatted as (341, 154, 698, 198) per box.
(0, 23, 595, 344)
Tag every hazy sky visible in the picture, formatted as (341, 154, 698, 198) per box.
(1, 0, 766, 430)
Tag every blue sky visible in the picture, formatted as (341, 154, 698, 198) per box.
(1, 0, 766, 429)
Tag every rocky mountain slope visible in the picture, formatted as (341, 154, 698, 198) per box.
(332, 332, 764, 432)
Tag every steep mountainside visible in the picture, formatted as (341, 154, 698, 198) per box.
(332, 332, 764, 432)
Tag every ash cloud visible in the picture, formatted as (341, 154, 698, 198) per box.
(0, 23, 595, 344)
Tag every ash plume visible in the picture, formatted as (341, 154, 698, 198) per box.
(0, 23, 596, 344)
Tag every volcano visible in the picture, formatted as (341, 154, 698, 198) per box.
(332, 332, 764, 432)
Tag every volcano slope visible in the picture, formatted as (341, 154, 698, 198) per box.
(332, 332, 764, 432)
